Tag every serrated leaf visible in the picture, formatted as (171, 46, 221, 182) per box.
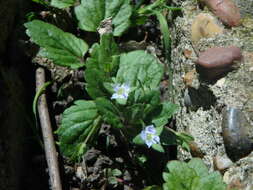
(116, 50, 164, 90)
(24, 20, 88, 69)
(163, 158, 227, 190)
(85, 34, 119, 98)
(188, 158, 209, 177)
(51, 0, 76, 8)
(197, 172, 226, 190)
(165, 160, 198, 190)
(56, 100, 100, 160)
(75, 0, 132, 36)
(95, 98, 123, 128)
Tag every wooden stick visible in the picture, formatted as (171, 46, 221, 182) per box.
(36, 67, 63, 190)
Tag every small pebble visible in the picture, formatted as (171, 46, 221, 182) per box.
(76, 166, 86, 180)
(191, 13, 223, 42)
(213, 155, 233, 172)
(203, 0, 241, 27)
(183, 69, 197, 87)
(196, 46, 242, 80)
(183, 49, 193, 59)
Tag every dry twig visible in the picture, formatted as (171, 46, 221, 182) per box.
(36, 67, 63, 190)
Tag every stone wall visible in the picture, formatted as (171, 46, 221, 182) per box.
(171, 0, 253, 189)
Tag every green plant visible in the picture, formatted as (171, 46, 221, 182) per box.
(163, 158, 227, 190)
(25, 20, 88, 69)
(144, 158, 230, 190)
(25, 0, 199, 188)
(24, 0, 239, 187)
(54, 33, 183, 160)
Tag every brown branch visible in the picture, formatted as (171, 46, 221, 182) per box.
(36, 67, 63, 190)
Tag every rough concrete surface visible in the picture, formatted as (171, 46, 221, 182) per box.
(171, 0, 253, 189)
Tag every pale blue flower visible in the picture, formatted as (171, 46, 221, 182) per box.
(111, 83, 130, 100)
(140, 125, 160, 148)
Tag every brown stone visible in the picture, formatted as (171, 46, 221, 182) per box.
(203, 0, 241, 27)
(191, 13, 223, 42)
(196, 46, 242, 80)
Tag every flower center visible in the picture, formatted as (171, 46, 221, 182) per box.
(146, 133, 154, 141)
(117, 87, 125, 95)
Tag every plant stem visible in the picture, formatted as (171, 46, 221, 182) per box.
(155, 11, 174, 102)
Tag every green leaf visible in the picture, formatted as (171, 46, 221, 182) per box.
(137, 154, 147, 164)
(32, 0, 49, 6)
(24, 20, 88, 69)
(124, 103, 145, 125)
(176, 132, 194, 152)
(95, 98, 123, 128)
(85, 34, 119, 99)
(152, 143, 164, 153)
(159, 128, 177, 146)
(112, 169, 122, 177)
(155, 11, 174, 100)
(138, 90, 161, 105)
(152, 102, 178, 128)
(108, 176, 118, 185)
(56, 100, 100, 160)
(197, 172, 226, 190)
(116, 50, 164, 89)
(51, 0, 76, 8)
(188, 158, 209, 177)
(163, 158, 227, 190)
(142, 185, 162, 190)
(155, 11, 171, 61)
(74, 0, 132, 36)
(133, 134, 144, 145)
(164, 160, 198, 190)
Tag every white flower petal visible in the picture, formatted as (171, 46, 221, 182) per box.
(122, 92, 129, 99)
(111, 83, 130, 100)
(146, 140, 153, 148)
(140, 125, 161, 148)
(111, 93, 120, 99)
(145, 125, 156, 134)
(153, 135, 160, 144)
(113, 84, 120, 91)
(123, 84, 130, 92)
(140, 130, 147, 140)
